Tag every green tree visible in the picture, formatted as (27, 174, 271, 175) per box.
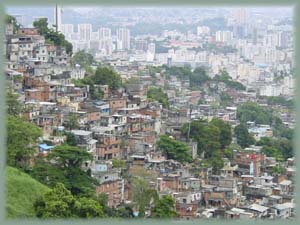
(112, 159, 126, 168)
(209, 118, 232, 149)
(93, 66, 122, 90)
(181, 119, 221, 158)
(151, 195, 177, 219)
(71, 50, 94, 68)
(209, 154, 224, 174)
(256, 137, 293, 160)
(75, 197, 104, 218)
(34, 183, 76, 218)
(224, 143, 242, 159)
(156, 135, 192, 163)
(33, 18, 72, 54)
(6, 88, 22, 116)
(262, 146, 284, 161)
(237, 102, 273, 124)
(31, 145, 97, 197)
(5, 14, 20, 34)
(219, 92, 232, 107)
(147, 87, 169, 108)
(234, 123, 255, 148)
(66, 113, 80, 130)
(33, 18, 50, 36)
(65, 132, 77, 146)
(96, 193, 108, 207)
(190, 67, 210, 88)
(116, 205, 134, 218)
(272, 165, 286, 174)
(34, 183, 104, 218)
(7, 116, 42, 169)
(131, 177, 158, 217)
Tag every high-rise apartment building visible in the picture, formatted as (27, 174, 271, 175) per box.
(61, 24, 74, 40)
(116, 28, 130, 50)
(215, 30, 233, 43)
(99, 28, 112, 39)
(78, 24, 92, 41)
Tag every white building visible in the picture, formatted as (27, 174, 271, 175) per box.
(116, 28, 130, 50)
(99, 28, 112, 39)
(78, 24, 92, 41)
(61, 24, 74, 40)
(215, 30, 233, 43)
(197, 26, 210, 36)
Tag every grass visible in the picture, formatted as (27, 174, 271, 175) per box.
(6, 166, 50, 218)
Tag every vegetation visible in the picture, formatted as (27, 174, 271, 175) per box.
(213, 70, 246, 90)
(147, 86, 169, 108)
(5, 14, 20, 34)
(151, 195, 177, 218)
(131, 177, 159, 217)
(219, 91, 233, 107)
(65, 131, 77, 146)
(34, 183, 104, 218)
(33, 18, 72, 54)
(265, 96, 294, 110)
(71, 50, 95, 69)
(256, 137, 293, 160)
(94, 67, 122, 90)
(237, 101, 293, 139)
(30, 145, 97, 197)
(163, 65, 210, 89)
(7, 115, 42, 169)
(112, 159, 126, 169)
(6, 88, 23, 116)
(181, 118, 232, 157)
(6, 166, 50, 218)
(72, 66, 122, 98)
(190, 67, 210, 88)
(66, 113, 80, 130)
(272, 165, 286, 174)
(237, 102, 273, 125)
(157, 135, 192, 163)
(233, 123, 255, 148)
(209, 118, 232, 149)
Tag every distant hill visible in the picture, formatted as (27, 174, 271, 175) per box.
(6, 166, 50, 218)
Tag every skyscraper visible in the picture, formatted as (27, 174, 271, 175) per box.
(99, 28, 112, 39)
(78, 24, 92, 41)
(215, 30, 233, 43)
(54, 5, 62, 32)
(61, 24, 74, 39)
(116, 28, 130, 50)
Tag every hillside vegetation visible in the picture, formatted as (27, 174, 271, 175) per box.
(6, 166, 50, 218)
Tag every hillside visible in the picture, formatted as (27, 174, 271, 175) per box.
(6, 166, 50, 218)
